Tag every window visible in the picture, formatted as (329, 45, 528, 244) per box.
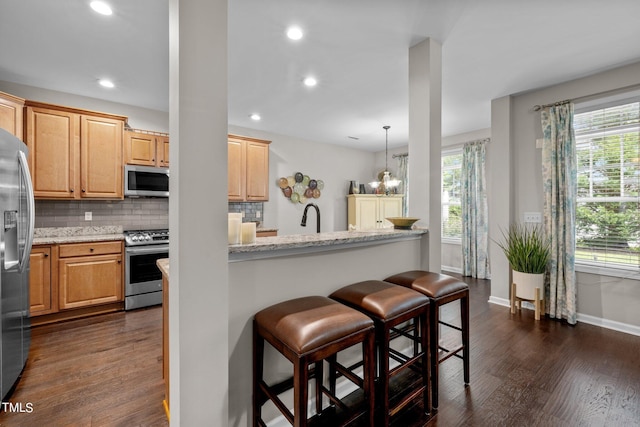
(574, 100, 640, 270)
(442, 149, 463, 240)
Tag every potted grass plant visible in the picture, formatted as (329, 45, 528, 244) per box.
(495, 223, 550, 303)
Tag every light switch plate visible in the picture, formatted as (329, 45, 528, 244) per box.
(85, 212, 92, 221)
(256, 211, 261, 218)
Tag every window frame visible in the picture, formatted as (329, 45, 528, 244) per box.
(441, 147, 463, 244)
(573, 96, 640, 278)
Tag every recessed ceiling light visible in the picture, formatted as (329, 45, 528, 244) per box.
(286, 26, 303, 41)
(90, 1, 113, 16)
(250, 113, 261, 121)
(99, 79, 115, 88)
(303, 77, 317, 87)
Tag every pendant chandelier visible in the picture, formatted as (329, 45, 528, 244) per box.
(369, 125, 401, 195)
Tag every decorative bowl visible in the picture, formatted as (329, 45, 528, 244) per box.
(386, 217, 420, 230)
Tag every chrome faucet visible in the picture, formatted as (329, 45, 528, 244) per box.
(301, 203, 321, 233)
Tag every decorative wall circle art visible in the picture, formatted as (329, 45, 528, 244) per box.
(278, 172, 324, 204)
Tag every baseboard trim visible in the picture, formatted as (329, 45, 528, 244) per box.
(441, 265, 462, 274)
(488, 296, 640, 337)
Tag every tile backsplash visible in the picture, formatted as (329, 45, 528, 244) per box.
(35, 199, 169, 230)
(228, 202, 264, 223)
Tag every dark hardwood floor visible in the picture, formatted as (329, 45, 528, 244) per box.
(0, 307, 168, 427)
(1, 274, 639, 426)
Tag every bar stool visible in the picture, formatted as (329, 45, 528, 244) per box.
(253, 296, 376, 427)
(384, 271, 469, 410)
(329, 280, 430, 426)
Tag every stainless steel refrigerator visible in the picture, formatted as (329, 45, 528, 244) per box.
(0, 128, 35, 401)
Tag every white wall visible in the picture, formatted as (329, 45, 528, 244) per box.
(228, 125, 375, 235)
(492, 61, 640, 331)
(0, 80, 169, 132)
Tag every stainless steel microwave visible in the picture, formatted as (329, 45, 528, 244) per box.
(124, 165, 169, 197)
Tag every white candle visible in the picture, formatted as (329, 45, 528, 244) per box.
(241, 222, 256, 244)
(228, 213, 242, 245)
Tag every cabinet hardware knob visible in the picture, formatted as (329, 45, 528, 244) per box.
(152, 158, 155, 161)
(90, 248, 94, 252)
(44, 253, 49, 258)
(82, 189, 86, 193)
(117, 260, 121, 264)
(70, 188, 74, 193)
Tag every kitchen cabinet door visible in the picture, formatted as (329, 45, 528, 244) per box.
(245, 140, 269, 201)
(0, 91, 24, 139)
(228, 135, 271, 201)
(81, 115, 123, 199)
(29, 246, 55, 316)
(157, 135, 170, 167)
(347, 195, 404, 230)
(378, 197, 403, 228)
(59, 253, 123, 310)
(26, 106, 80, 199)
(125, 131, 170, 168)
(228, 137, 246, 201)
(125, 131, 156, 166)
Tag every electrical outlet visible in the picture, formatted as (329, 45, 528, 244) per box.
(85, 212, 92, 221)
(256, 211, 261, 219)
(241, 211, 245, 218)
(523, 212, 541, 223)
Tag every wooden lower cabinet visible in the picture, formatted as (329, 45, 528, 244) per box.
(29, 241, 124, 324)
(29, 245, 56, 315)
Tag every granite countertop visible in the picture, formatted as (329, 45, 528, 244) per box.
(33, 226, 125, 245)
(228, 228, 427, 254)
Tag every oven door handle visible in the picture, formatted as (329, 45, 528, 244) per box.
(126, 245, 169, 255)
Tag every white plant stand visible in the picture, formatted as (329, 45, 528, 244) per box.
(510, 270, 545, 321)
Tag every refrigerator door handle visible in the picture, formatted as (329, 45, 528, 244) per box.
(18, 150, 35, 273)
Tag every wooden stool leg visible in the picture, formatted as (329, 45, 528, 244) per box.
(364, 332, 376, 427)
(462, 293, 470, 385)
(510, 282, 516, 314)
(420, 308, 430, 415)
(380, 326, 391, 427)
(294, 357, 309, 427)
(315, 361, 323, 415)
(430, 302, 440, 410)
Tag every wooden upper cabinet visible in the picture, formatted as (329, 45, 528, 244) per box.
(25, 101, 126, 200)
(228, 134, 270, 202)
(0, 91, 24, 139)
(81, 115, 123, 198)
(125, 130, 169, 168)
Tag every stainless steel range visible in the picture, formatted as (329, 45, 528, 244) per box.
(124, 229, 169, 310)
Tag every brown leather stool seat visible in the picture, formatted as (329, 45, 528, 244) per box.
(254, 296, 376, 427)
(329, 280, 430, 426)
(384, 271, 469, 410)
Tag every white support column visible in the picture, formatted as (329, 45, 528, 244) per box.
(488, 96, 513, 301)
(169, 0, 229, 425)
(409, 38, 442, 272)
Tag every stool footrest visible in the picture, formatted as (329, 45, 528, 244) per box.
(259, 380, 294, 425)
(438, 344, 464, 363)
(439, 320, 462, 332)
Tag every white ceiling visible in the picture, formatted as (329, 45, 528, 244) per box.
(2, 0, 640, 151)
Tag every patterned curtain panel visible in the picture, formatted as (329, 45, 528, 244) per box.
(397, 155, 409, 216)
(461, 139, 491, 279)
(541, 103, 577, 325)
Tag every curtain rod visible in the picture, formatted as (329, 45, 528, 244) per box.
(392, 152, 408, 158)
(533, 99, 571, 111)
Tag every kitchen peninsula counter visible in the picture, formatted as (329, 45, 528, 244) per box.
(227, 227, 429, 426)
(229, 228, 427, 261)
